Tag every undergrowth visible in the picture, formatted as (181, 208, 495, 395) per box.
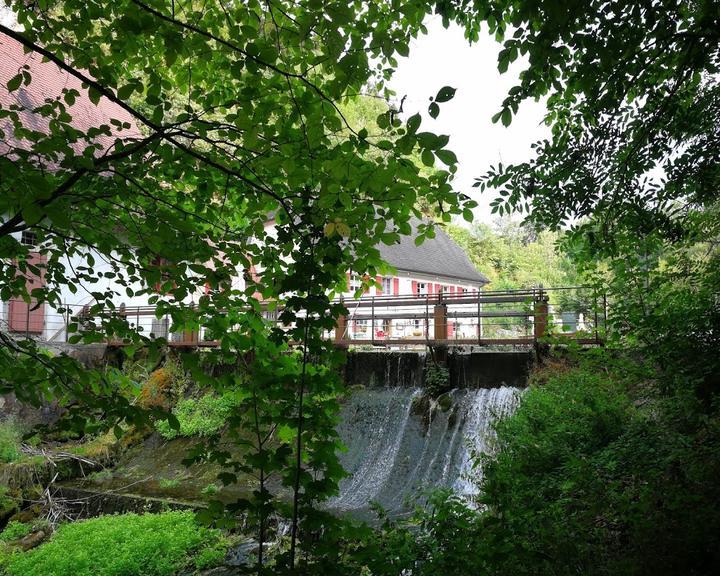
(0, 421, 21, 464)
(156, 391, 244, 439)
(0, 510, 229, 576)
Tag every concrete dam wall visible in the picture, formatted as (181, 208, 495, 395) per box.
(343, 350, 533, 389)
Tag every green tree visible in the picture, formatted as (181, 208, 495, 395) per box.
(0, 1, 475, 571)
(441, 0, 720, 393)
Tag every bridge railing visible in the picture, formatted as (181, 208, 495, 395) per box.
(4, 287, 605, 348)
(332, 286, 605, 347)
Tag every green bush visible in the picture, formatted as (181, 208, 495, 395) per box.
(3, 511, 228, 576)
(0, 420, 21, 464)
(471, 357, 720, 576)
(156, 391, 243, 439)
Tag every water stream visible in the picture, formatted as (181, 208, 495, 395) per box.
(328, 385, 520, 518)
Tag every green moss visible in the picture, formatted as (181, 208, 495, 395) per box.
(3, 511, 228, 576)
(158, 477, 181, 489)
(0, 521, 33, 543)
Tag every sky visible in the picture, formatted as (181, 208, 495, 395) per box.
(388, 17, 550, 224)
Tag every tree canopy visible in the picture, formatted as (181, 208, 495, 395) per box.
(0, 1, 475, 569)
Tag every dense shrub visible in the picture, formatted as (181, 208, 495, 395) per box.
(1, 511, 228, 576)
(472, 357, 720, 576)
(156, 391, 242, 439)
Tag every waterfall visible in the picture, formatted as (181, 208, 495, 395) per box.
(328, 385, 521, 518)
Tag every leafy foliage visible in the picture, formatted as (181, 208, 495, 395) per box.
(2, 511, 228, 576)
(441, 1, 720, 240)
(0, 2, 473, 569)
(472, 354, 720, 575)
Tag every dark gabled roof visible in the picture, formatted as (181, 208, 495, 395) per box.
(378, 218, 489, 285)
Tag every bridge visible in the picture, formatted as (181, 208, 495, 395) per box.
(6, 287, 605, 349)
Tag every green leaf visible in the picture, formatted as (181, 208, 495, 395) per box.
(428, 102, 440, 119)
(435, 86, 456, 103)
(436, 149, 457, 166)
(501, 108, 512, 127)
(406, 113, 421, 134)
(88, 86, 102, 105)
(22, 203, 43, 226)
(6, 74, 22, 92)
(421, 148, 435, 167)
(117, 84, 135, 100)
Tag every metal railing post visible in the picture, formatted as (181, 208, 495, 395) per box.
(425, 294, 429, 344)
(477, 290, 481, 345)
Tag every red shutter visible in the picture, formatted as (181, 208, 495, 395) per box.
(393, 278, 399, 295)
(449, 286, 455, 295)
(448, 320, 455, 338)
(375, 275, 382, 294)
(435, 283, 441, 294)
(9, 252, 46, 334)
(411, 280, 418, 296)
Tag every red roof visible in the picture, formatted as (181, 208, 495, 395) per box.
(0, 34, 141, 163)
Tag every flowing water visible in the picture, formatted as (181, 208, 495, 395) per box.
(328, 386, 520, 519)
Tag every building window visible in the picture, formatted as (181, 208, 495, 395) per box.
(21, 231, 37, 247)
(349, 274, 362, 291)
(415, 282, 427, 295)
(381, 277, 392, 294)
